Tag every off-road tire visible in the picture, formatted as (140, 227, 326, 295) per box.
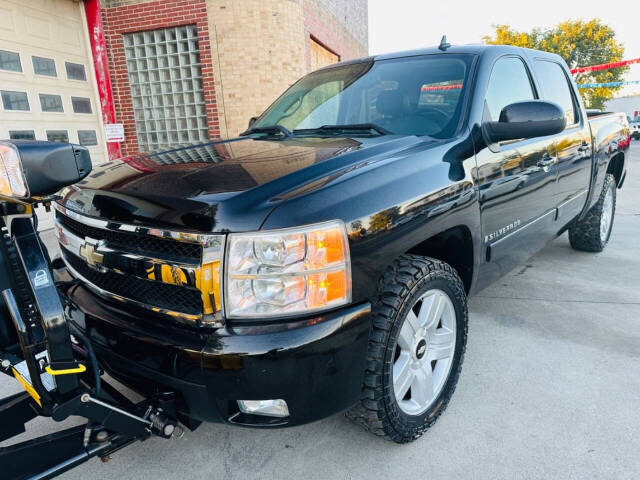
(569, 173, 616, 252)
(346, 255, 468, 443)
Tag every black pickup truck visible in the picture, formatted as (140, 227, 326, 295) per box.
(53, 45, 628, 443)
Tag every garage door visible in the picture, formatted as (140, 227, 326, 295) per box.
(0, 0, 108, 230)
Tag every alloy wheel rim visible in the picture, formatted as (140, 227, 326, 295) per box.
(392, 289, 457, 416)
(600, 186, 614, 243)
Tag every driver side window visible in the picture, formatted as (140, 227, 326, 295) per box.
(484, 57, 535, 122)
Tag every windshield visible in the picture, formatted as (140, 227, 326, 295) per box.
(254, 54, 474, 138)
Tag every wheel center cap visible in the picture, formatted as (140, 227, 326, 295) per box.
(415, 339, 427, 360)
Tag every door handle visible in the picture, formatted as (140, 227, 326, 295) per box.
(537, 155, 556, 169)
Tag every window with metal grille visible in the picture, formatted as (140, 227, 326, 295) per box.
(33, 56, 57, 77)
(40, 93, 64, 112)
(47, 130, 69, 143)
(65, 62, 87, 81)
(71, 96, 92, 114)
(0, 50, 21, 72)
(1, 91, 29, 111)
(123, 25, 209, 152)
(9, 130, 35, 140)
(78, 130, 98, 146)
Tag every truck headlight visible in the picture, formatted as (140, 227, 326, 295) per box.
(0, 142, 29, 198)
(225, 220, 351, 319)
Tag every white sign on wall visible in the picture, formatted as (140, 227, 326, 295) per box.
(104, 123, 125, 143)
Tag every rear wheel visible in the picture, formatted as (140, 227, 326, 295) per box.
(346, 255, 468, 443)
(569, 173, 616, 252)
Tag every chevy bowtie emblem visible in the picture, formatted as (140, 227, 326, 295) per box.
(79, 240, 105, 269)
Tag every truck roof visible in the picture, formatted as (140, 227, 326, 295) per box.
(327, 44, 565, 69)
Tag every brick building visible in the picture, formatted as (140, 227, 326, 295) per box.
(99, 0, 369, 156)
(0, 0, 367, 162)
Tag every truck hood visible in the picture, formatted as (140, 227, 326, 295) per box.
(57, 135, 431, 232)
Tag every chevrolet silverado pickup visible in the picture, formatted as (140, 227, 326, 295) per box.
(52, 45, 628, 443)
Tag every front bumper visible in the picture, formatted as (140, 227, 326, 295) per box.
(66, 284, 371, 427)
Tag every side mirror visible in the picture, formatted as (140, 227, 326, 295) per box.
(483, 100, 566, 143)
(248, 117, 258, 129)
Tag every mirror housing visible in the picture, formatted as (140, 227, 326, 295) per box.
(0, 140, 92, 198)
(248, 117, 258, 129)
(483, 100, 566, 143)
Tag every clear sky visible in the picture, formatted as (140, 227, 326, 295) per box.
(368, 0, 640, 97)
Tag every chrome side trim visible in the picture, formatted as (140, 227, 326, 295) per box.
(557, 188, 588, 210)
(489, 208, 556, 248)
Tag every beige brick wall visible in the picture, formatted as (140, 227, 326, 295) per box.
(315, 0, 368, 49)
(303, 0, 368, 70)
(206, 0, 368, 139)
(205, 0, 308, 138)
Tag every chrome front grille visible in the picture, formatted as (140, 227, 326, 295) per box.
(54, 203, 224, 326)
(56, 212, 202, 261)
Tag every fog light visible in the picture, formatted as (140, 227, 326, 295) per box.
(237, 399, 289, 418)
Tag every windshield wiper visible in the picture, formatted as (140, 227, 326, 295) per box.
(240, 125, 293, 138)
(293, 123, 390, 137)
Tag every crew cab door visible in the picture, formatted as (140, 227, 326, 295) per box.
(532, 59, 592, 224)
(474, 56, 559, 277)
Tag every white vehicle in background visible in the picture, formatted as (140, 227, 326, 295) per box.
(631, 116, 640, 140)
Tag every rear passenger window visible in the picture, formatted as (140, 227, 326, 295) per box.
(484, 57, 535, 122)
(534, 60, 577, 125)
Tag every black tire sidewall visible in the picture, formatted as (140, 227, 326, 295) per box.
(382, 273, 466, 431)
(569, 173, 617, 253)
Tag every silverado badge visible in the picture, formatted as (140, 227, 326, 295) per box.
(484, 219, 522, 243)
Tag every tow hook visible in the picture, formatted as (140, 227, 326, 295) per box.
(149, 410, 183, 438)
(80, 394, 182, 438)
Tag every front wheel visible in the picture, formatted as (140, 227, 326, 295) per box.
(346, 255, 468, 443)
(569, 173, 616, 252)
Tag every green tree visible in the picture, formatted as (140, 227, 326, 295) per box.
(483, 19, 628, 110)
(350, 220, 363, 231)
(369, 206, 401, 232)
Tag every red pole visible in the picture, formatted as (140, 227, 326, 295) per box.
(84, 0, 121, 160)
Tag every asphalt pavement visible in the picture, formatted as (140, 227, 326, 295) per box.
(2, 143, 639, 480)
